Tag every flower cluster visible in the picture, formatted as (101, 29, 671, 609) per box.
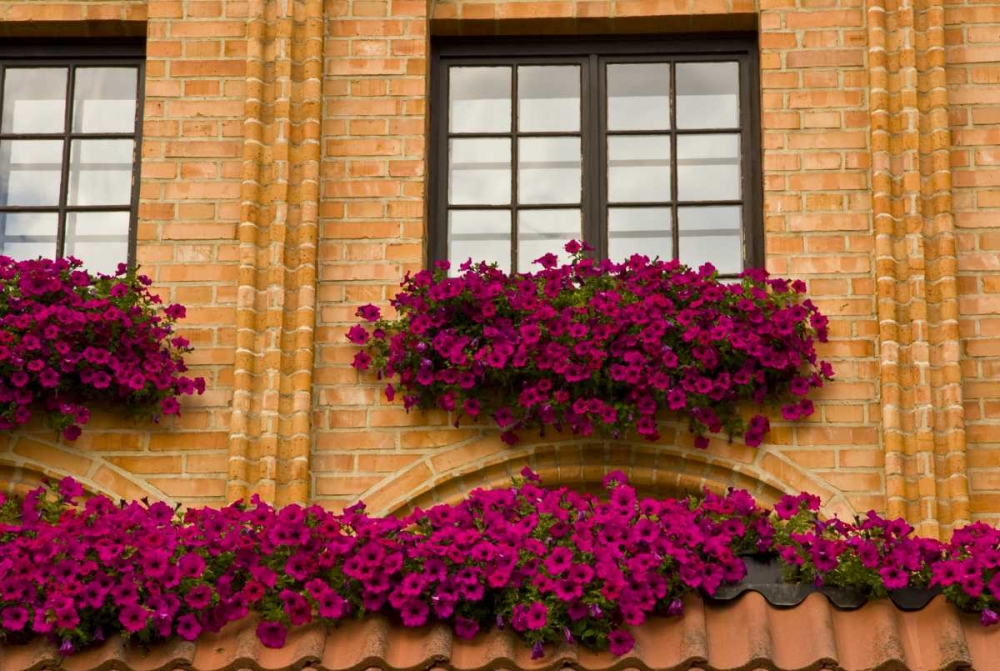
(0, 257, 205, 439)
(350, 242, 833, 448)
(771, 496, 1000, 626)
(0, 472, 766, 656)
(3, 474, 1000, 658)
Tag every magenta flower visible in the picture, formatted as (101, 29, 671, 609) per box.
(346, 325, 370, 344)
(356, 304, 381, 322)
(256, 621, 288, 649)
(608, 630, 635, 656)
(118, 605, 151, 633)
(348, 249, 832, 450)
(1, 607, 28, 631)
(176, 614, 202, 641)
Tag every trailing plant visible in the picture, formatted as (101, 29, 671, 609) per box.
(349, 242, 833, 448)
(1, 474, 999, 658)
(0, 257, 205, 440)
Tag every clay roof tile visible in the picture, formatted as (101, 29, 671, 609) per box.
(2, 594, 996, 671)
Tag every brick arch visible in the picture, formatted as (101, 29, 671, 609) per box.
(361, 436, 856, 520)
(0, 434, 169, 503)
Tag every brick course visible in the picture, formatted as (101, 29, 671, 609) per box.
(0, 0, 996, 536)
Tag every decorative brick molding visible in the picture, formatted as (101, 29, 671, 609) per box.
(867, 0, 969, 538)
(228, 0, 324, 506)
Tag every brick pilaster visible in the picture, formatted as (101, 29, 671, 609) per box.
(868, 0, 968, 538)
(227, 0, 324, 506)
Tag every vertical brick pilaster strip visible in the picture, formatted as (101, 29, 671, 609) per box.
(921, 0, 969, 532)
(228, 0, 322, 506)
(868, 0, 968, 538)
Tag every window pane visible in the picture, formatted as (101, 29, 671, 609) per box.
(1, 68, 67, 134)
(608, 207, 672, 262)
(0, 212, 58, 260)
(518, 137, 581, 205)
(608, 135, 671, 203)
(517, 209, 580, 273)
(449, 138, 511, 205)
(678, 206, 742, 275)
(448, 210, 511, 273)
(0, 140, 63, 206)
(676, 62, 739, 129)
(449, 67, 511, 133)
(518, 66, 580, 132)
(65, 211, 130, 275)
(68, 139, 134, 206)
(73, 67, 139, 134)
(607, 63, 670, 131)
(677, 134, 740, 201)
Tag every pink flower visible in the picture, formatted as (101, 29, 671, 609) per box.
(352, 351, 371, 370)
(176, 614, 202, 641)
(356, 304, 381, 322)
(608, 630, 635, 656)
(256, 621, 288, 648)
(118, 605, 151, 633)
(346, 325, 370, 344)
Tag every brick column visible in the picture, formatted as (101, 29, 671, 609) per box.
(868, 0, 969, 537)
(227, 0, 324, 506)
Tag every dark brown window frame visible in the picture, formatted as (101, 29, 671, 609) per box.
(429, 35, 763, 274)
(0, 39, 146, 268)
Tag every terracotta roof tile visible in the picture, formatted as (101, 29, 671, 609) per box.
(2, 593, 996, 671)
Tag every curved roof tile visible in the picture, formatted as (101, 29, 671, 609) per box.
(2, 593, 997, 671)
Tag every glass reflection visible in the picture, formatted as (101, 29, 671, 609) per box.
(0, 140, 64, 206)
(677, 134, 740, 202)
(676, 62, 739, 129)
(678, 205, 742, 275)
(1, 68, 67, 134)
(607, 63, 671, 131)
(608, 207, 672, 262)
(608, 135, 671, 203)
(448, 209, 511, 273)
(518, 66, 580, 132)
(73, 68, 139, 133)
(517, 209, 581, 272)
(64, 212, 130, 275)
(68, 139, 135, 206)
(518, 137, 581, 205)
(449, 67, 512, 133)
(449, 138, 511, 205)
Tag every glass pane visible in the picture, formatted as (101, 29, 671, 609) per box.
(449, 138, 511, 205)
(607, 63, 670, 131)
(677, 134, 740, 201)
(65, 211, 130, 275)
(518, 66, 580, 132)
(678, 206, 742, 275)
(68, 139, 134, 206)
(608, 207, 672, 262)
(449, 67, 511, 133)
(0, 212, 58, 260)
(517, 209, 581, 273)
(1, 68, 67, 133)
(608, 135, 671, 203)
(448, 210, 511, 273)
(518, 137, 581, 205)
(73, 67, 139, 134)
(0, 140, 63, 206)
(676, 62, 740, 129)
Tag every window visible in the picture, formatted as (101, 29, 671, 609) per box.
(430, 37, 762, 276)
(0, 43, 144, 274)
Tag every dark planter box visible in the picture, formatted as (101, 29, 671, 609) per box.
(707, 554, 940, 612)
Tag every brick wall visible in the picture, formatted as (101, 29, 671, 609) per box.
(947, 0, 1000, 526)
(0, 0, 996, 537)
